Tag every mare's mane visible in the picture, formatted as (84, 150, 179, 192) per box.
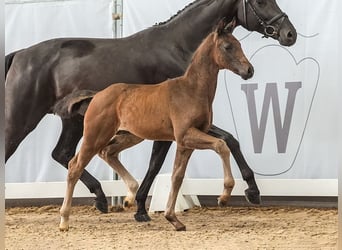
(154, 0, 216, 26)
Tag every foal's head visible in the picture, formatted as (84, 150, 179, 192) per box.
(213, 19, 254, 80)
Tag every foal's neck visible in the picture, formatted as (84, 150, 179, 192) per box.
(183, 33, 220, 104)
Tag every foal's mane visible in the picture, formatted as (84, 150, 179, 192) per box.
(154, 0, 216, 26)
(184, 32, 217, 73)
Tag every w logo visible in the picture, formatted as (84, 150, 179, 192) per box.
(221, 45, 320, 175)
(241, 82, 302, 154)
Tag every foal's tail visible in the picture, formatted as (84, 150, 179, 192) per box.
(5, 51, 18, 79)
(53, 90, 97, 118)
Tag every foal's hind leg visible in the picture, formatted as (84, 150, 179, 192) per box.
(52, 116, 108, 213)
(60, 149, 97, 231)
(60, 112, 119, 231)
(208, 125, 260, 204)
(164, 147, 193, 231)
(99, 132, 143, 208)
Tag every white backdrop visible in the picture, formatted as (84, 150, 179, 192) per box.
(5, 1, 341, 189)
(5, 0, 115, 182)
(121, 0, 341, 181)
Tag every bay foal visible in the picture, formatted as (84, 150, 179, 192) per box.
(59, 20, 254, 231)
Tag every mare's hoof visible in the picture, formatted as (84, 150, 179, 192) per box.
(134, 213, 151, 222)
(244, 189, 261, 205)
(175, 225, 186, 231)
(94, 198, 108, 213)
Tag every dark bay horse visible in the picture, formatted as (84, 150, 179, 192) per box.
(5, 0, 297, 221)
(59, 20, 253, 231)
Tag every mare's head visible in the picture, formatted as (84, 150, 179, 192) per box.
(235, 0, 297, 46)
(212, 19, 253, 80)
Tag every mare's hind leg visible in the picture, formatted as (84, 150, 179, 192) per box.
(52, 115, 108, 213)
(208, 125, 260, 204)
(5, 78, 49, 162)
(98, 131, 143, 208)
(135, 141, 173, 222)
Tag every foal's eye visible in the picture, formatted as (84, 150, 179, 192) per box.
(223, 44, 232, 51)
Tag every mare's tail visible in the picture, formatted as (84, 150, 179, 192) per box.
(53, 90, 97, 118)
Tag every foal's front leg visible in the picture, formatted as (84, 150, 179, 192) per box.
(181, 128, 235, 206)
(208, 125, 260, 204)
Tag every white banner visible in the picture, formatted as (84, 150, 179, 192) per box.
(5, 1, 341, 185)
(120, 0, 341, 180)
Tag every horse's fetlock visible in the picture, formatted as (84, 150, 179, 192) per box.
(224, 178, 235, 190)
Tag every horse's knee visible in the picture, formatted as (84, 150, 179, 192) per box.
(214, 139, 231, 156)
(98, 146, 119, 161)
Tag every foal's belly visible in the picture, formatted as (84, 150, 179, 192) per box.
(118, 118, 175, 141)
(118, 108, 175, 141)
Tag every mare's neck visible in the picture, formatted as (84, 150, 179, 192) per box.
(156, 0, 239, 54)
(183, 34, 220, 104)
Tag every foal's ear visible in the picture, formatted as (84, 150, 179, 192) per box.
(216, 17, 236, 35)
(224, 17, 236, 33)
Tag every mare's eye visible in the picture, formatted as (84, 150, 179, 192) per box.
(256, 0, 266, 7)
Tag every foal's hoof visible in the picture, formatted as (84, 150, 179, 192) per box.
(123, 199, 135, 209)
(244, 189, 261, 205)
(94, 198, 108, 213)
(217, 196, 229, 207)
(59, 223, 69, 232)
(134, 212, 151, 222)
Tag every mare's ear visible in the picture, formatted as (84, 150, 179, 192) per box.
(216, 17, 236, 36)
(224, 17, 236, 34)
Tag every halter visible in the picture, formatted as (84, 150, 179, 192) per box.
(242, 0, 288, 38)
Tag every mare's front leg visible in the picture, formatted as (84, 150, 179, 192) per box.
(164, 147, 193, 231)
(98, 131, 143, 208)
(208, 125, 260, 204)
(52, 115, 108, 213)
(135, 141, 173, 222)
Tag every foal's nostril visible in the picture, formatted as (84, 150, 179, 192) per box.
(287, 31, 293, 38)
(247, 66, 254, 77)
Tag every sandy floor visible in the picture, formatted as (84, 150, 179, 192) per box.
(5, 205, 337, 250)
